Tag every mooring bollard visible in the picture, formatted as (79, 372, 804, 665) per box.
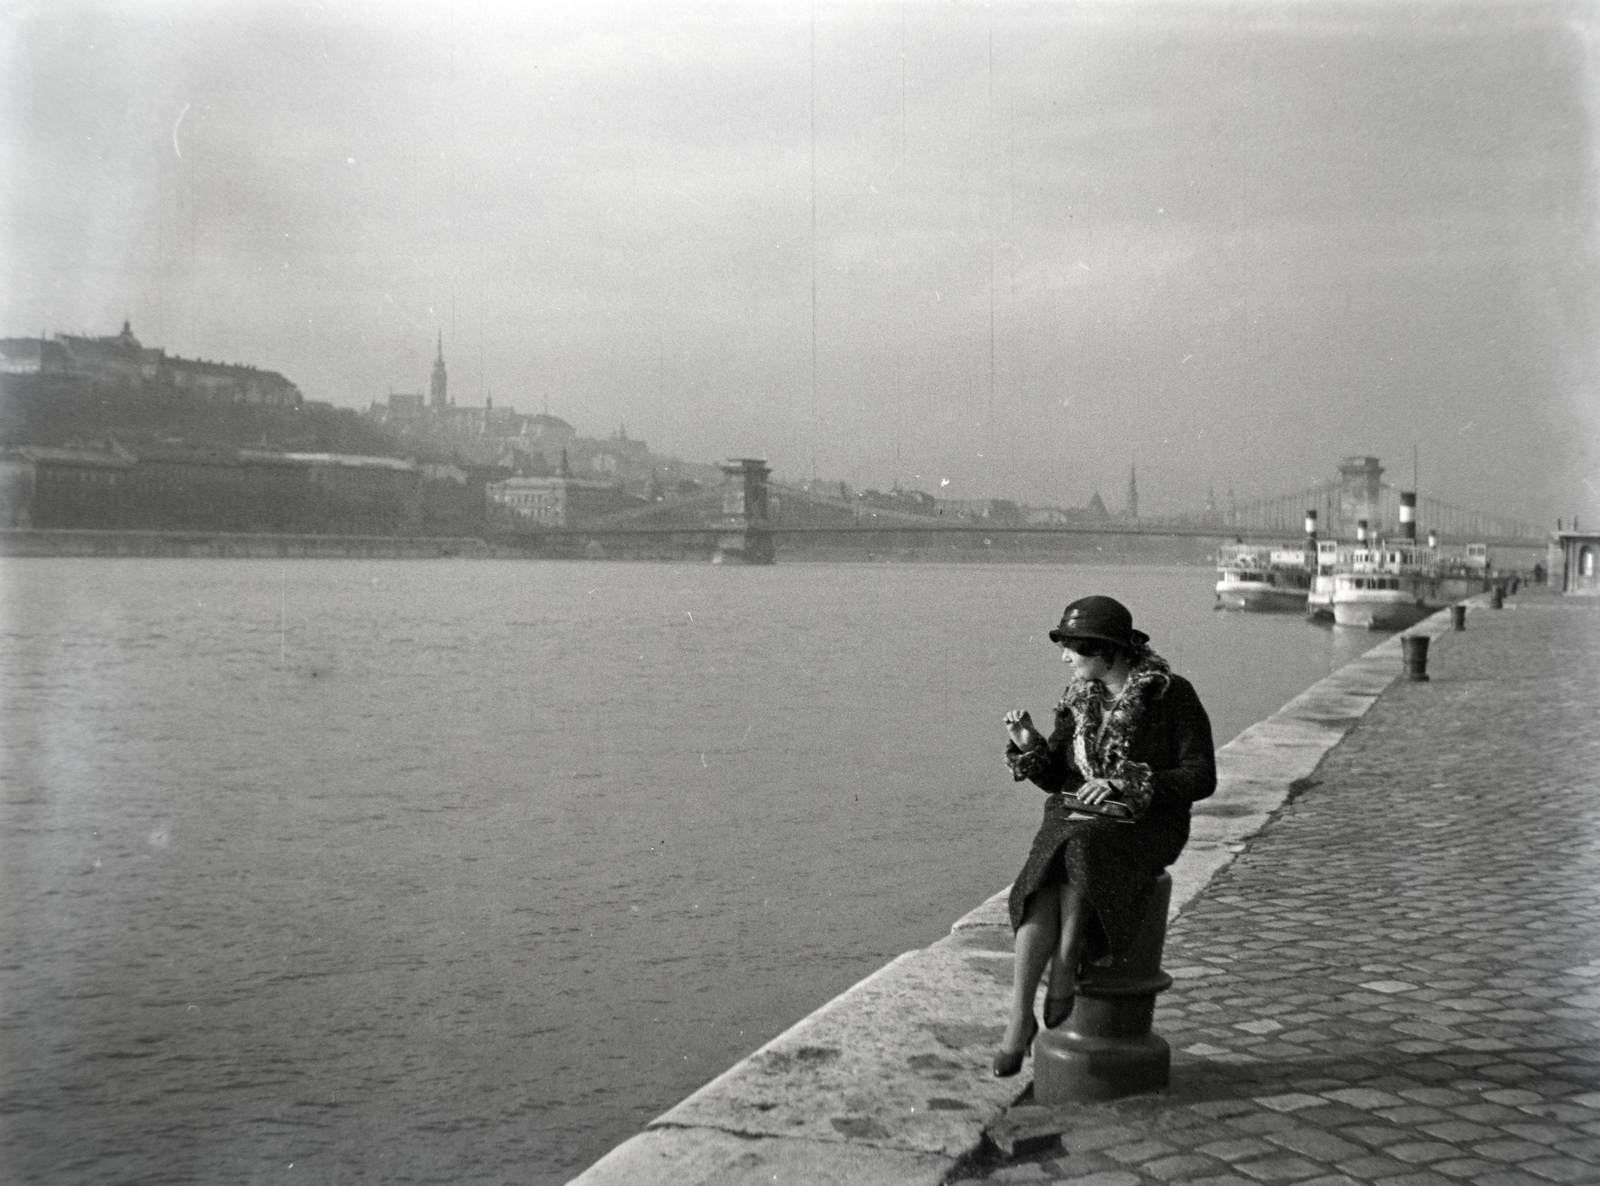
(1402, 634, 1430, 681)
(1450, 604, 1466, 631)
(1033, 872, 1173, 1104)
(1490, 585, 1505, 609)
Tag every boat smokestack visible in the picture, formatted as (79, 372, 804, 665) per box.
(1399, 491, 1417, 540)
(1428, 530, 1438, 549)
(1304, 509, 1318, 539)
(1357, 519, 1369, 544)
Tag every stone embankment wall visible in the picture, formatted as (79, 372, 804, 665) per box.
(569, 604, 1474, 1186)
(1, 528, 489, 559)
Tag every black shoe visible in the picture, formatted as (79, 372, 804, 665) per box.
(992, 1015, 1039, 1078)
(1043, 993, 1075, 1029)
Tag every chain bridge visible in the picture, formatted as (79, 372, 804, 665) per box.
(502, 455, 1544, 562)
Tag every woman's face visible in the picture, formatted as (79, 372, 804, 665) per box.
(1061, 640, 1111, 683)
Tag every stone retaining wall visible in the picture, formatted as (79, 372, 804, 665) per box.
(0, 528, 489, 558)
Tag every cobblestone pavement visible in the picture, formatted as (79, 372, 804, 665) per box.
(960, 592, 1600, 1186)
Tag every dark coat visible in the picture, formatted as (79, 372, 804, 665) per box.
(1006, 672, 1216, 956)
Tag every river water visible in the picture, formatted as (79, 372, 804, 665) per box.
(0, 558, 1376, 1184)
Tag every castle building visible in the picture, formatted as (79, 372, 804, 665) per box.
(0, 337, 68, 376)
(0, 322, 301, 407)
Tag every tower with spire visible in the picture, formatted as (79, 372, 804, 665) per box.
(1126, 463, 1139, 520)
(429, 332, 449, 409)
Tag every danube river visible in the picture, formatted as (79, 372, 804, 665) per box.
(0, 558, 1376, 1184)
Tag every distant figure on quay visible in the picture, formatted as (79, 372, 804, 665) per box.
(993, 596, 1217, 1077)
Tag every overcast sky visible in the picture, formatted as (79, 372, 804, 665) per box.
(4, 0, 1598, 524)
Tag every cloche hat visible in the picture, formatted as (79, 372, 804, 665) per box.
(1048, 595, 1149, 649)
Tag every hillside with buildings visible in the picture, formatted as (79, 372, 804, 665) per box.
(0, 324, 1172, 552)
(0, 325, 724, 538)
(1, 323, 397, 458)
(363, 333, 722, 498)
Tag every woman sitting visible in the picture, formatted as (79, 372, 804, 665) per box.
(993, 595, 1216, 1077)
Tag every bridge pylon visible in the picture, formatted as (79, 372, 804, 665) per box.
(713, 458, 774, 565)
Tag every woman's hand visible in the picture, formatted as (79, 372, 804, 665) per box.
(1004, 709, 1039, 750)
(1075, 778, 1121, 806)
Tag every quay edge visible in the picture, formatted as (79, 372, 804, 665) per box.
(565, 599, 1485, 1185)
(0, 527, 491, 559)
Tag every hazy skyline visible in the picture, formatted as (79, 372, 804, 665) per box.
(5, 0, 1598, 525)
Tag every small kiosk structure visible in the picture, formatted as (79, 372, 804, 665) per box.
(1548, 529, 1600, 595)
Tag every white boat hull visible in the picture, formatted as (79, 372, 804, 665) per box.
(1216, 583, 1308, 612)
(1304, 569, 1337, 621)
(1331, 593, 1435, 630)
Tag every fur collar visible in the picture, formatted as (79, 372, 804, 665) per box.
(1058, 650, 1172, 780)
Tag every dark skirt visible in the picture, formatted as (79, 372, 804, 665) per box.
(1007, 794, 1189, 959)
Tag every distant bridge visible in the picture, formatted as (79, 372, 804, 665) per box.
(512, 479, 1544, 553)
(505, 520, 1544, 552)
(1224, 480, 1544, 549)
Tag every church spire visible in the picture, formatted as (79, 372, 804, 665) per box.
(429, 332, 449, 408)
(1126, 463, 1139, 520)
